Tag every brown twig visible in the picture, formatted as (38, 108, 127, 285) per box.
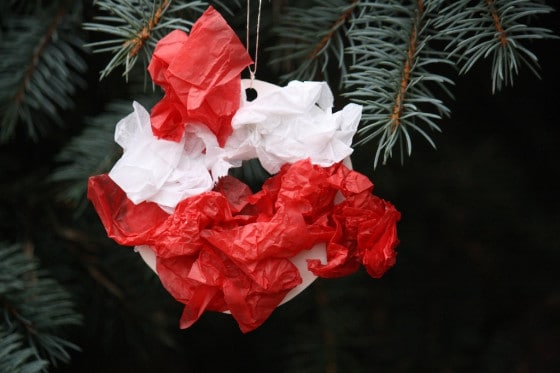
(0, 296, 38, 336)
(486, 0, 508, 46)
(390, 0, 424, 132)
(13, 7, 68, 105)
(308, 0, 359, 60)
(126, 0, 169, 57)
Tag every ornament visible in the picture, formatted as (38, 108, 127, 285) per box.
(87, 6, 400, 333)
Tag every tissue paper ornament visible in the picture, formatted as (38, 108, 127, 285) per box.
(227, 80, 362, 174)
(86, 5, 402, 334)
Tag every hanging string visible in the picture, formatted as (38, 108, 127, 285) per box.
(246, 0, 263, 87)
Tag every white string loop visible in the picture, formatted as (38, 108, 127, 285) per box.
(246, 0, 263, 87)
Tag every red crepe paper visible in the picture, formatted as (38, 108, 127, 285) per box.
(147, 6, 253, 146)
(87, 159, 400, 332)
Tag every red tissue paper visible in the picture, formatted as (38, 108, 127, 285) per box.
(88, 159, 400, 333)
(148, 6, 253, 146)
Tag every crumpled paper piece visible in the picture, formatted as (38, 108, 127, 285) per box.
(148, 6, 253, 146)
(87, 159, 400, 333)
(227, 80, 362, 174)
(108, 101, 238, 212)
(87, 174, 170, 246)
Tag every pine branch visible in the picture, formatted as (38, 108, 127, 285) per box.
(0, 2, 87, 143)
(268, 0, 358, 84)
(0, 242, 81, 371)
(344, 0, 454, 168)
(82, 241, 180, 357)
(0, 327, 48, 373)
(439, 0, 557, 93)
(45, 211, 181, 363)
(83, 0, 209, 80)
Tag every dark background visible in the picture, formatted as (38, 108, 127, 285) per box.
(2, 3, 559, 373)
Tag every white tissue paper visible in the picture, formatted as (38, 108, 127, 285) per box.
(107, 80, 362, 211)
(108, 102, 217, 212)
(227, 80, 362, 174)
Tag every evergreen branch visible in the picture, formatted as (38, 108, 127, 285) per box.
(0, 3, 87, 143)
(65, 234, 180, 358)
(390, 1, 423, 133)
(438, 0, 557, 93)
(268, 0, 358, 84)
(0, 242, 81, 371)
(84, 0, 208, 80)
(0, 327, 48, 373)
(344, 0, 453, 168)
(309, 1, 358, 60)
